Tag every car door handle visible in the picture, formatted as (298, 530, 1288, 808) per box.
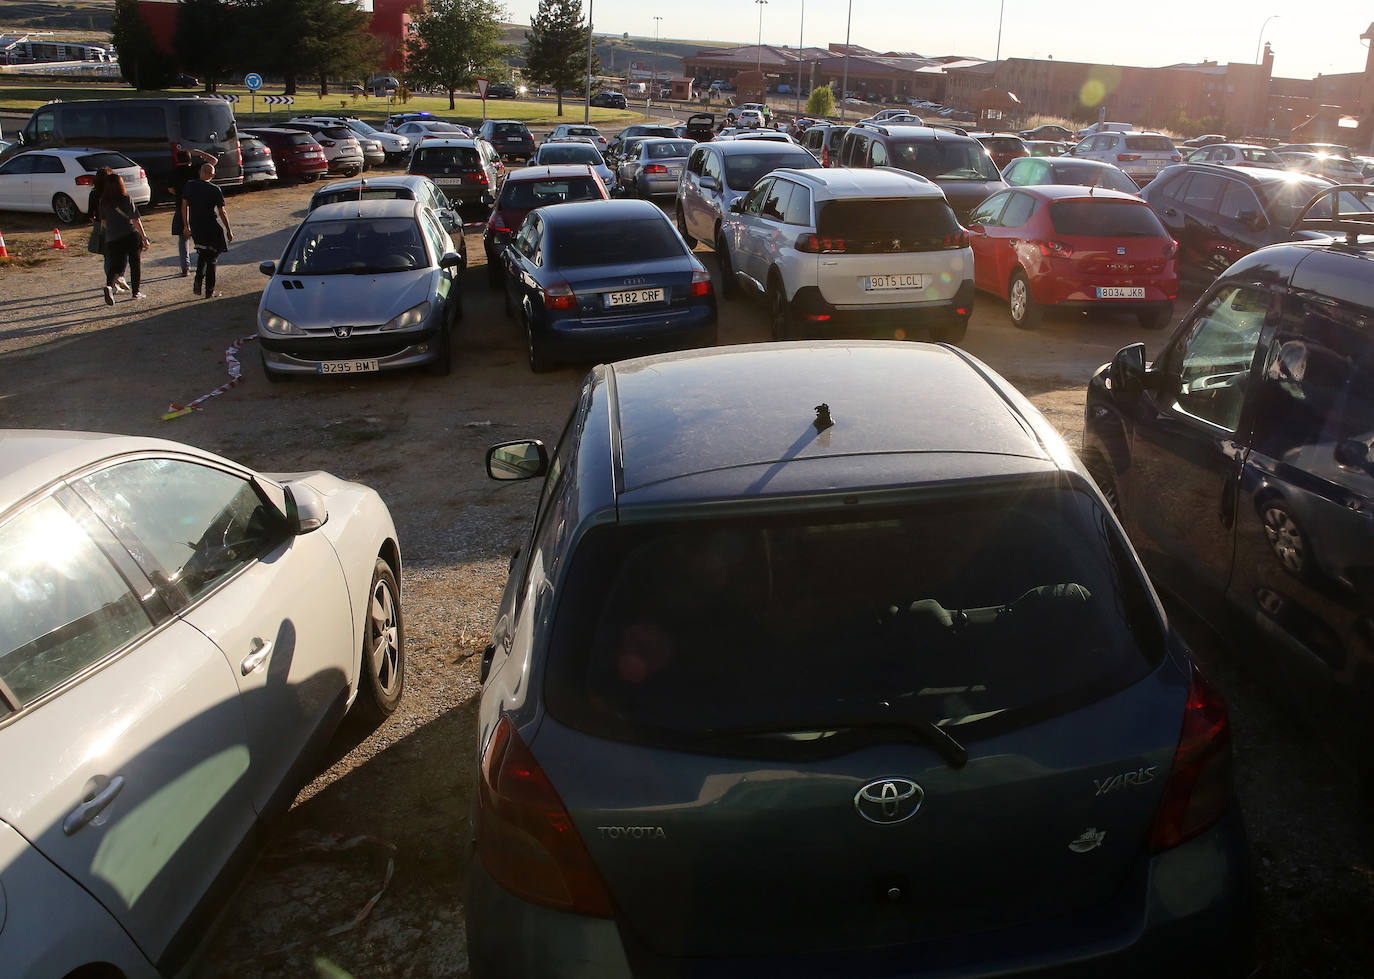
(1164, 208, 1178, 217)
(240, 638, 273, 676)
(63, 774, 125, 835)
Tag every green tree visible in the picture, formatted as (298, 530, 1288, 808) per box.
(239, 0, 379, 96)
(112, 0, 176, 90)
(806, 85, 834, 117)
(404, 0, 513, 111)
(173, 0, 239, 92)
(524, 0, 598, 117)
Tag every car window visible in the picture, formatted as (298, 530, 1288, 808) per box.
(1048, 200, 1166, 237)
(1125, 136, 1174, 152)
(420, 209, 449, 260)
(514, 218, 539, 260)
(816, 197, 960, 244)
(782, 182, 811, 225)
(105, 107, 166, 142)
(1218, 181, 1264, 222)
(869, 140, 889, 167)
(29, 108, 55, 141)
(761, 179, 793, 221)
(179, 102, 235, 141)
(1181, 172, 1225, 211)
(73, 459, 283, 606)
(1001, 158, 1026, 184)
(538, 144, 602, 166)
(999, 192, 1036, 227)
(722, 149, 817, 191)
(968, 192, 1009, 227)
(499, 177, 602, 209)
(0, 155, 37, 175)
(702, 150, 723, 183)
(30, 155, 64, 174)
(0, 497, 153, 706)
(1167, 285, 1270, 431)
(550, 217, 684, 267)
(282, 216, 428, 274)
(687, 148, 705, 175)
(889, 140, 1000, 181)
(741, 177, 773, 216)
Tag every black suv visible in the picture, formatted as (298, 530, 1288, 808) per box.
(487, 83, 518, 99)
(477, 119, 536, 163)
(836, 122, 1006, 221)
(590, 90, 628, 109)
(1083, 187, 1374, 790)
(1139, 163, 1343, 279)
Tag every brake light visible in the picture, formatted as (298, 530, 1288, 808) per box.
(943, 228, 970, 248)
(469, 170, 489, 184)
(689, 268, 713, 297)
(76, 174, 94, 186)
(1165, 238, 1179, 258)
(170, 141, 182, 169)
(1148, 666, 1232, 852)
(477, 717, 614, 915)
(1170, 154, 1182, 162)
(644, 164, 667, 175)
(795, 233, 846, 254)
(137, 168, 146, 181)
(543, 281, 577, 310)
(1037, 240, 1074, 258)
(1117, 153, 1142, 162)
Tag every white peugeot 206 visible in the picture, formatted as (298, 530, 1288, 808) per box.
(0, 430, 405, 978)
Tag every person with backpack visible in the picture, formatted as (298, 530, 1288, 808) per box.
(179, 162, 234, 299)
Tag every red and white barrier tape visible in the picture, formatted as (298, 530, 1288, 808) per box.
(162, 335, 256, 420)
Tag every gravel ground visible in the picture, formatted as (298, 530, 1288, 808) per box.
(1, 153, 1371, 978)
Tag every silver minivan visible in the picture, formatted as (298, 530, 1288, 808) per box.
(675, 139, 818, 252)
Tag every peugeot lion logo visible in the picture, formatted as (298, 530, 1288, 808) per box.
(334, 326, 353, 338)
(854, 778, 924, 824)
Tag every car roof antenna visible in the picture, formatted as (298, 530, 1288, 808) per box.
(814, 403, 834, 431)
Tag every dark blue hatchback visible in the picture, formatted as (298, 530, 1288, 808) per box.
(500, 198, 717, 371)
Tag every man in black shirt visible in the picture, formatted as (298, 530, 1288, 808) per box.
(179, 163, 234, 299)
(170, 148, 216, 276)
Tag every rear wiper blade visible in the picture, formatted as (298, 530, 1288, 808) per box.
(699, 710, 968, 769)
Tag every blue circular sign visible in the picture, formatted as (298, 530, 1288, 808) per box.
(245, 73, 263, 91)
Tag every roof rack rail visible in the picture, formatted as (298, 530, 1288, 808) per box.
(1293, 184, 1374, 246)
(853, 121, 889, 136)
(924, 122, 969, 137)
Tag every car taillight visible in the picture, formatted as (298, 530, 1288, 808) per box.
(821, 146, 830, 167)
(487, 212, 510, 234)
(477, 717, 614, 915)
(1165, 238, 1179, 257)
(942, 228, 970, 248)
(138, 168, 146, 181)
(1117, 153, 1142, 162)
(171, 141, 183, 169)
(543, 281, 577, 310)
(236, 142, 242, 167)
(469, 170, 489, 184)
(644, 164, 667, 174)
(1148, 666, 1232, 852)
(795, 233, 846, 254)
(1037, 239, 1074, 258)
(689, 268, 712, 297)
(1170, 154, 1182, 162)
(76, 174, 94, 186)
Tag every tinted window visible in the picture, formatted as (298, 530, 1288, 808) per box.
(31, 155, 63, 174)
(549, 217, 684, 267)
(1169, 285, 1269, 431)
(1258, 176, 1357, 227)
(313, 187, 413, 209)
(0, 497, 152, 705)
(761, 179, 792, 220)
(981, 137, 1024, 153)
(107, 106, 166, 141)
(538, 144, 602, 165)
(781, 183, 811, 225)
(999, 193, 1036, 227)
(288, 133, 317, 146)
(1124, 135, 1175, 152)
(889, 140, 1000, 181)
(1049, 200, 1167, 237)
(493, 123, 529, 135)
(63, 104, 111, 141)
(545, 487, 1162, 748)
(721, 149, 817, 191)
(1050, 161, 1138, 194)
(1218, 181, 1264, 222)
(816, 198, 960, 250)
(282, 216, 429, 274)
(77, 152, 136, 172)
(413, 146, 480, 168)
(0, 156, 37, 175)
(1181, 172, 1225, 209)
(498, 177, 602, 209)
(869, 140, 889, 167)
(646, 140, 694, 158)
(178, 102, 234, 142)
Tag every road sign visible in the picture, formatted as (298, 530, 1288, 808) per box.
(245, 72, 262, 91)
(476, 77, 488, 99)
(209, 93, 239, 103)
(262, 95, 294, 105)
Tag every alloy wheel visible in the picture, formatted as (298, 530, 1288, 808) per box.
(368, 575, 401, 698)
(1262, 506, 1307, 574)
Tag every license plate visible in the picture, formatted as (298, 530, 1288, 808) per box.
(318, 360, 380, 374)
(436, 177, 462, 185)
(505, 137, 522, 142)
(668, 167, 681, 177)
(863, 273, 923, 291)
(606, 288, 665, 307)
(1097, 287, 1146, 299)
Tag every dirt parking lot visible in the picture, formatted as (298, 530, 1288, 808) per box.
(1, 164, 1371, 978)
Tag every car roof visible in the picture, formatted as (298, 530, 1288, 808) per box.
(413, 138, 478, 148)
(861, 124, 978, 143)
(1223, 238, 1374, 311)
(777, 166, 942, 199)
(603, 343, 1055, 503)
(504, 164, 598, 183)
(10, 147, 115, 157)
(710, 139, 812, 156)
(315, 174, 430, 194)
(1010, 184, 1145, 203)
(307, 198, 421, 222)
(538, 198, 661, 227)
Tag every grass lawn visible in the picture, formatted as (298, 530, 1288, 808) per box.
(0, 82, 647, 128)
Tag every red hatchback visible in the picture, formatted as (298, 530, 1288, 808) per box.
(966, 185, 1178, 330)
(240, 127, 329, 182)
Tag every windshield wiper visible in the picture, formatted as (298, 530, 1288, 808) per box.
(697, 706, 968, 769)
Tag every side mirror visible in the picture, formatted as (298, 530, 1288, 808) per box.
(486, 440, 549, 481)
(439, 251, 463, 269)
(259, 260, 276, 276)
(1335, 439, 1371, 470)
(728, 199, 744, 213)
(481, 192, 495, 206)
(438, 210, 456, 231)
(699, 175, 719, 191)
(1109, 342, 1147, 395)
(285, 482, 329, 534)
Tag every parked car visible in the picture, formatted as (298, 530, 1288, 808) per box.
(392, 120, 473, 143)
(606, 124, 677, 163)
(719, 167, 973, 343)
(309, 173, 465, 260)
(239, 127, 328, 183)
(1278, 151, 1367, 184)
(1139, 163, 1351, 279)
(275, 122, 364, 176)
(256, 198, 465, 377)
(406, 138, 504, 213)
(677, 139, 819, 252)
(0, 147, 149, 224)
(1184, 143, 1286, 169)
(1071, 132, 1182, 187)
(0, 429, 404, 978)
(835, 122, 1006, 222)
(1076, 121, 1136, 138)
(1027, 140, 1070, 157)
(727, 102, 771, 126)
(863, 107, 922, 124)
(501, 198, 716, 371)
(532, 140, 616, 194)
(1274, 142, 1353, 160)
(589, 91, 627, 109)
(382, 111, 440, 132)
(799, 123, 851, 167)
(482, 164, 610, 289)
(1181, 133, 1228, 148)
(1081, 188, 1374, 794)
(236, 134, 277, 187)
(1019, 123, 1076, 142)
(1001, 155, 1142, 195)
(737, 109, 765, 129)
(477, 120, 537, 163)
(967, 185, 1178, 330)
(4, 97, 243, 200)
(684, 112, 716, 142)
(970, 132, 1030, 170)
(467, 340, 1253, 978)
(545, 124, 608, 151)
(719, 130, 796, 144)
(618, 137, 695, 199)
(487, 83, 518, 99)
(292, 115, 411, 163)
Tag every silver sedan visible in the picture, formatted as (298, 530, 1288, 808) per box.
(619, 137, 696, 199)
(532, 139, 616, 193)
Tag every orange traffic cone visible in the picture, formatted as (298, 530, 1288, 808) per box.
(0, 230, 9, 260)
(50, 228, 67, 250)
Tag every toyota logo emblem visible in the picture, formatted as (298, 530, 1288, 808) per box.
(853, 778, 924, 824)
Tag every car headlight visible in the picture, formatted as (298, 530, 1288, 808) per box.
(260, 309, 302, 335)
(381, 301, 431, 332)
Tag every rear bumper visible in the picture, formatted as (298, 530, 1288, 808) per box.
(791, 281, 975, 337)
(327, 156, 365, 174)
(536, 303, 717, 365)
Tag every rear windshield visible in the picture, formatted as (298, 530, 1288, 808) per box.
(78, 152, 135, 172)
(283, 216, 426, 274)
(538, 144, 602, 165)
(1051, 162, 1139, 195)
(545, 486, 1163, 750)
(499, 177, 603, 209)
(493, 123, 529, 135)
(312, 188, 413, 209)
(289, 133, 318, 146)
(1049, 200, 1166, 237)
(647, 140, 694, 159)
(1124, 136, 1175, 152)
(549, 218, 683, 267)
(179, 102, 235, 142)
(321, 127, 354, 140)
(413, 146, 480, 168)
(980, 137, 1023, 152)
(889, 141, 1001, 181)
(816, 198, 960, 250)
(722, 149, 818, 190)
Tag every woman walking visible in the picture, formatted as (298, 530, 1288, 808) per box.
(87, 168, 129, 296)
(99, 173, 150, 305)
(180, 162, 233, 299)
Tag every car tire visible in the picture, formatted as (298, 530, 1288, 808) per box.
(1138, 304, 1173, 330)
(931, 316, 968, 346)
(301, 174, 320, 183)
(525, 312, 553, 373)
(352, 557, 406, 724)
(1261, 502, 1311, 578)
(637, 177, 650, 199)
(677, 206, 697, 250)
(1007, 271, 1042, 329)
(52, 193, 80, 225)
(717, 235, 738, 297)
(768, 275, 794, 341)
(425, 324, 452, 376)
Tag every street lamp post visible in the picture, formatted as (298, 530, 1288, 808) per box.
(584, 0, 594, 124)
(839, 0, 852, 121)
(995, 0, 1006, 63)
(755, 0, 768, 76)
(1255, 14, 1281, 64)
(796, 0, 804, 116)
(652, 16, 662, 92)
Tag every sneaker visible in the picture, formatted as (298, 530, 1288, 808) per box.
(193, 280, 202, 296)
(114, 276, 130, 293)
(103, 286, 114, 306)
(180, 268, 190, 277)
(131, 291, 148, 300)
(204, 291, 222, 300)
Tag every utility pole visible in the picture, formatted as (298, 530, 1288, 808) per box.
(755, 0, 768, 76)
(796, 0, 804, 116)
(995, 0, 1005, 62)
(653, 16, 662, 92)
(584, 0, 594, 124)
(839, 0, 852, 121)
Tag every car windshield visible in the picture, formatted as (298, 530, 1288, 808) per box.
(646, 140, 694, 159)
(539, 144, 602, 165)
(282, 217, 427, 274)
(1257, 175, 1359, 227)
(1049, 200, 1167, 237)
(349, 120, 379, 135)
(889, 141, 1001, 181)
(549, 217, 684, 267)
(1052, 162, 1140, 194)
(722, 149, 818, 190)
(1124, 135, 1175, 152)
(493, 123, 528, 136)
(544, 485, 1162, 750)
(413, 146, 479, 168)
(312, 188, 414, 209)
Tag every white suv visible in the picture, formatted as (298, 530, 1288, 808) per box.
(717, 167, 975, 343)
(1070, 131, 1181, 186)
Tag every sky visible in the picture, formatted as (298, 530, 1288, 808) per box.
(503, 0, 1373, 82)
